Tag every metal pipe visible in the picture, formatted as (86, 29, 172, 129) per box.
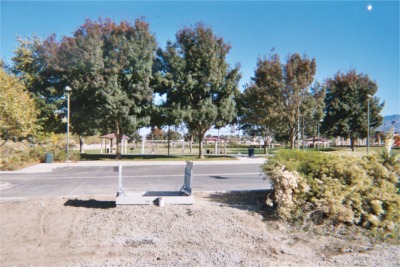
(67, 92, 70, 161)
(367, 95, 371, 153)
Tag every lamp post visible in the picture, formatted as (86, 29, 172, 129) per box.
(65, 86, 72, 162)
(367, 94, 372, 154)
(317, 119, 323, 151)
(297, 107, 300, 150)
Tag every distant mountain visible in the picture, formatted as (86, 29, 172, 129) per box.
(377, 114, 400, 133)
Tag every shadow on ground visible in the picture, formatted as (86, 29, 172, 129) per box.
(64, 199, 116, 209)
(210, 175, 229, 179)
(206, 190, 279, 221)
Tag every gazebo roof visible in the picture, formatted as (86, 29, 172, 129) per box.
(100, 133, 129, 140)
(204, 136, 228, 142)
(304, 137, 329, 142)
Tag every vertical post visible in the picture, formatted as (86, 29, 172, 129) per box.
(237, 118, 241, 155)
(317, 122, 319, 151)
(67, 92, 70, 161)
(119, 164, 122, 189)
(183, 161, 193, 195)
(168, 125, 170, 156)
(297, 117, 300, 150)
(367, 96, 370, 153)
(297, 107, 300, 150)
(141, 135, 145, 154)
(217, 129, 220, 155)
(64, 86, 72, 162)
(117, 164, 125, 197)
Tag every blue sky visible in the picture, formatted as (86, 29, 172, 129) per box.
(1, 0, 399, 118)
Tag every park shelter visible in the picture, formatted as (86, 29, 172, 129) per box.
(100, 133, 129, 154)
(204, 136, 228, 154)
(303, 137, 331, 148)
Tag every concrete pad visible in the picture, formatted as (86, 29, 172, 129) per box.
(116, 191, 194, 206)
(115, 161, 195, 206)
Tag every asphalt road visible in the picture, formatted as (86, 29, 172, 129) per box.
(0, 163, 271, 199)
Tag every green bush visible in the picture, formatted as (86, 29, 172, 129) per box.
(264, 150, 400, 234)
(30, 146, 45, 160)
(0, 139, 81, 170)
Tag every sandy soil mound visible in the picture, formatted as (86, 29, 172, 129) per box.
(1, 192, 399, 266)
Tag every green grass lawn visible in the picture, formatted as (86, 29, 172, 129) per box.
(80, 153, 236, 161)
(323, 146, 400, 156)
(80, 145, 399, 161)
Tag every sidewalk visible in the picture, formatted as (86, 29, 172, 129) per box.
(1, 156, 267, 174)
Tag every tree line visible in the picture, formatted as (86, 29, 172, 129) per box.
(0, 18, 384, 157)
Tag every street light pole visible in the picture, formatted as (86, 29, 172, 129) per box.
(317, 119, 323, 151)
(317, 122, 319, 151)
(65, 86, 72, 162)
(367, 94, 372, 154)
(297, 107, 300, 150)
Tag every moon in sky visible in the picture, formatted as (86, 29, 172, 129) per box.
(367, 4, 373, 11)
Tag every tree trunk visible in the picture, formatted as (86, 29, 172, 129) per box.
(288, 125, 296, 149)
(290, 133, 296, 149)
(189, 135, 193, 154)
(167, 125, 170, 156)
(263, 137, 268, 155)
(350, 137, 355, 152)
(115, 121, 122, 159)
(198, 132, 204, 159)
(116, 133, 122, 159)
(79, 135, 84, 153)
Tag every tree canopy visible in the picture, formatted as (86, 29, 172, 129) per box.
(239, 54, 282, 153)
(38, 18, 157, 157)
(239, 53, 319, 149)
(12, 35, 66, 134)
(154, 23, 241, 158)
(322, 70, 384, 151)
(0, 66, 38, 141)
(6, 19, 387, 154)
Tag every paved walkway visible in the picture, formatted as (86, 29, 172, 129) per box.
(1, 156, 267, 174)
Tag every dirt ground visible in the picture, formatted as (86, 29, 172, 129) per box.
(1, 192, 399, 266)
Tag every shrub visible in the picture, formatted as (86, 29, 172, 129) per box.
(30, 146, 45, 160)
(0, 137, 81, 170)
(0, 141, 42, 170)
(264, 150, 400, 234)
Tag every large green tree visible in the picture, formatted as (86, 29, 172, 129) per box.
(281, 53, 317, 148)
(321, 70, 384, 151)
(12, 35, 65, 134)
(45, 18, 157, 157)
(238, 54, 283, 153)
(154, 23, 240, 158)
(240, 53, 317, 149)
